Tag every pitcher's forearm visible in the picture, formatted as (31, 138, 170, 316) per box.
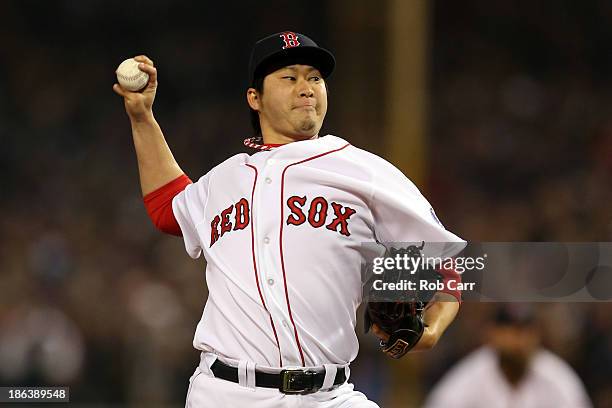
(130, 113, 185, 196)
(412, 293, 460, 351)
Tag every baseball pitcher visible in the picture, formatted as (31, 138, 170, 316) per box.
(113, 31, 464, 407)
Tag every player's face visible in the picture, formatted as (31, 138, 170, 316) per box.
(487, 324, 539, 358)
(257, 65, 328, 140)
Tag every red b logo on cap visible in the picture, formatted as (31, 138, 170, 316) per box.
(280, 32, 300, 49)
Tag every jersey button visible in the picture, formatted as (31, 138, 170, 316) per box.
(282, 320, 289, 327)
(267, 278, 274, 286)
(263, 237, 270, 244)
(265, 177, 272, 184)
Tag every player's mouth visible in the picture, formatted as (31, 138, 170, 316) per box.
(293, 101, 316, 110)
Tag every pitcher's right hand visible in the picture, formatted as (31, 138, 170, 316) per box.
(113, 55, 157, 121)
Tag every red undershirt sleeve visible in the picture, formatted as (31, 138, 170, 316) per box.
(436, 262, 462, 304)
(143, 174, 193, 236)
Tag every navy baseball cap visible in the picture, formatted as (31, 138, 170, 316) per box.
(248, 31, 335, 86)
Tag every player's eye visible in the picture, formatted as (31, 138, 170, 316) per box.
(309, 76, 321, 82)
(282, 76, 296, 81)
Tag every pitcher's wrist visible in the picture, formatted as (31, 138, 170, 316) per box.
(129, 110, 155, 124)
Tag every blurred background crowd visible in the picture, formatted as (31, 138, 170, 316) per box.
(0, 0, 610, 407)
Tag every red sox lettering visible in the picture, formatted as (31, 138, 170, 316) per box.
(210, 198, 250, 246)
(210, 195, 357, 246)
(286, 195, 356, 236)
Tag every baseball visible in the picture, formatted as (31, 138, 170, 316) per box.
(116, 58, 149, 92)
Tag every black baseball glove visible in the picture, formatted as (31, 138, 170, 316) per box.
(364, 244, 442, 359)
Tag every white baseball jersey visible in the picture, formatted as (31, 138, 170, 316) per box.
(423, 346, 592, 408)
(172, 135, 463, 369)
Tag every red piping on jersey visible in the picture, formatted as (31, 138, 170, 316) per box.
(245, 164, 283, 367)
(278, 143, 351, 366)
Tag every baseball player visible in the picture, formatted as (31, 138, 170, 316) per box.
(423, 305, 592, 408)
(113, 31, 464, 407)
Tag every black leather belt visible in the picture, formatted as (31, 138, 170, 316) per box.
(210, 359, 347, 394)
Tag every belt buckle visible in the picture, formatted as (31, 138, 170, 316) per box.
(279, 368, 317, 394)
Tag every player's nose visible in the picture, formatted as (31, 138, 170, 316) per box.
(298, 88, 314, 98)
(297, 79, 314, 98)
(299, 89, 314, 99)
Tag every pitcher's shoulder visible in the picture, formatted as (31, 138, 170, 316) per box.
(331, 138, 400, 171)
(208, 153, 251, 172)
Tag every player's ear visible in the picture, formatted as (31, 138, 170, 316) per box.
(247, 88, 260, 112)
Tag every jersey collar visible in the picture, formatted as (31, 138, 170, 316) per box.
(243, 136, 282, 151)
(243, 135, 321, 151)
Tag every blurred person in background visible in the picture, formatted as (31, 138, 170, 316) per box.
(423, 304, 592, 408)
